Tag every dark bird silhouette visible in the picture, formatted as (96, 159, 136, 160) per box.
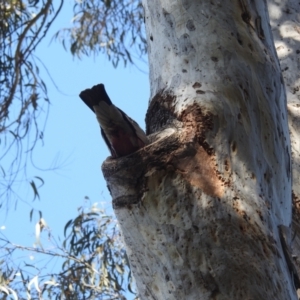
(79, 84, 148, 158)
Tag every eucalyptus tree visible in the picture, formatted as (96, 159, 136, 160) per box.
(102, 0, 300, 299)
(2, 0, 300, 299)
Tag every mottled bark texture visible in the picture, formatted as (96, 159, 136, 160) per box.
(268, 0, 300, 289)
(102, 0, 297, 299)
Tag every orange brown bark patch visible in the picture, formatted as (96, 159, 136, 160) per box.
(176, 145, 224, 198)
(176, 104, 224, 197)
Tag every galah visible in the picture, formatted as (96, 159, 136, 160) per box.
(79, 84, 148, 158)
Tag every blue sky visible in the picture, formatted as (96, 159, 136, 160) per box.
(0, 1, 149, 296)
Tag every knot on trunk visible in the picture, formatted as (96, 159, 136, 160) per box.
(102, 128, 181, 208)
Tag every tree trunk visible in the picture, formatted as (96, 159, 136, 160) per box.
(102, 1, 297, 299)
(267, 0, 300, 287)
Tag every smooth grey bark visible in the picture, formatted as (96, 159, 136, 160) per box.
(268, 0, 300, 283)
(102, 0, 297, 299)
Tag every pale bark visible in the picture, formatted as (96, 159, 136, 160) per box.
(268, 0, 300, 104)
(102, 0, 297, 299)
(268, 0, 300, 281)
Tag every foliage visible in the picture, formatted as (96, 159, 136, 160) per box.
(0, 0, 147, 204)
(0, 1, 145, 297)
(0, 202, 136, 299)
(0, 0, 63, 204)
(56, 0, 146, 67)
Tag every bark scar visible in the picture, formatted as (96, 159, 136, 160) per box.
(177, 105, 224, 198)
(176, 145, 224, 198)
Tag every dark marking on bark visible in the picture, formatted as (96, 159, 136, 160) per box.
(243, 212, 250, 222)
(146, 91, 177, 134)
(113, 195, 140, 208)
(162, 9, 194, 56)
(182, 69, 187, 73)
(150, 35, 153, 41)
(193, 225, 199, 232)
(192, 82, 201, 89)
(292, 191, 300, 221)
(196, 90, 205, 94)
(255, 16, 265, 40)
(186, 19, 196, 31)
(231, 141, 237, 152)
(179, 33, 195, 55)
(224, 159, 229, 171)
(211, 56, 218, 62)
(241, 11, 251, 24)
(282, 66, 289, 72)
(256, 210, 264, 222)
(163, 8, 174, 28)
(238, 0, 251, 25)
(236, 33, 243, 46)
